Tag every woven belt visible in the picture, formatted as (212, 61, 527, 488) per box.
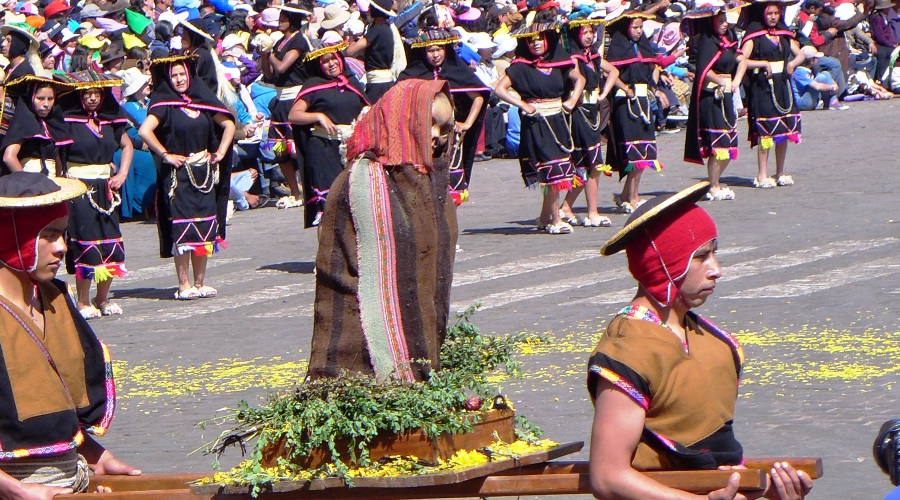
(706, 76, 732, 90)
(525, 98, 564, 116)
(615, 83, 649, 98)
(754, 60, 784, 75)
(310, 124, 354, 141)
(276, 85, 302, 101)
(366, 69, 394, 84)
(582, 89, 600, 104)
(21, 158, 57, 177)
(67, 163, 111, 180)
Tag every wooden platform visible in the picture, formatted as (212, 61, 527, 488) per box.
(60, 456, 823, 499)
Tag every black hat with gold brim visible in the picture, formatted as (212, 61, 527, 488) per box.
(410, 28, 460, 49)
(0, 172, 87, 208)
(600, 181, 711, 256)
(150, 53, 199, 66)
(3, 74, 75, 95)
(302, 41, 349, 62)
(605, 8, 655, 27)
(178, 18, 215, 42)
(279, 3, 313, 16)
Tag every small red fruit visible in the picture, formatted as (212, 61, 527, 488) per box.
(463, 396, 483, 411)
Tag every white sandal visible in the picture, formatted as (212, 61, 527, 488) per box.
(776, 175, 794, 186)
(584, 215, 612, 227)
(174, 287, 201, 300)
(753, 177, 777, 189)
(79, 305, 102, 320)
(94, 301, 123, 316)
(545, 221, 574, 234)
(276, 196, 303, 209)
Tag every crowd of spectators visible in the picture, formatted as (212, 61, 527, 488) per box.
(0, 0, 897, 220)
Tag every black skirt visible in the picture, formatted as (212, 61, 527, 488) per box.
(607, 94, 661, 176)
(518, 110, 574, 192)
(298, 131, 344, 228)
(697, 89, 739, 160)
(161, 160, 225, 256)
(65, 178, 126, 281)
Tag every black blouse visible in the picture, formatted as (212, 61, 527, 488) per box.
(364, 23, 394, 71)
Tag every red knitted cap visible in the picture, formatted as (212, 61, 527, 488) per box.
(625, 204, 717, 305)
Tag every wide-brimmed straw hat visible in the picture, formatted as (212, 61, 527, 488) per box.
(119, 66, 151, 96)
(320, 3, 351, 28)
(0, 173, 87, 208)
(600, 182, 711, 256)
(605, 8, 655, 26)
(0, 23, 39, 51)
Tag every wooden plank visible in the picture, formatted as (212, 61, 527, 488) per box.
(87, 473, 205, 491)
(59, 456, 822, 499)
(489, 457, 823, 480)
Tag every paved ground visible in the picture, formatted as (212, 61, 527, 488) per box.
(83, 99, 900, 499)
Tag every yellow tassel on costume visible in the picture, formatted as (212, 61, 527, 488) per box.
(273, 142, 286, 154)
(714, 149, 730, 161)
(93, 266, 113, 283)
(572, 176, 584, 189)
(760, 137, 774, 150)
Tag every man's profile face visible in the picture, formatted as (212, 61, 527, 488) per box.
(29, 217, 68, 283)
(677, 239, 721, 309)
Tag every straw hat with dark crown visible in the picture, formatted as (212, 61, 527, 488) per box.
(601, 182, 711, 256)
(0, 172, 86, 208)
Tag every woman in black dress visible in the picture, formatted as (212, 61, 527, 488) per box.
(259, 2, 313, 209)
(605, 11, 665, 213)
(345, 0, 406, 103)
(288, 42, 369, 229)
(560, 14, 619, 227)
(139, 55, 236, 300)
(399, 27, 490, 204)
(739, 1, 803, 188)
(683, 3, 747, 200)
(0, 76, 72, 177)
(0, 24, 41, 143)
(56, 72, 134, 318)
(494, 17, 585, 235)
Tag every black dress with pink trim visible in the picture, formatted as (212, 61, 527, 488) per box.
(293, 75, 368, 228)
(742, 24, 801, 149)
(505, 61, 575, 192)
(265, 32, 311, 163)
(63, 117, 129, 282)
(150, 106, 224, 257)
(569, 50, 609, 179)
(605, 30, 662, 176)
(399, 47, 491, 203)
(684, 31, 740, 164)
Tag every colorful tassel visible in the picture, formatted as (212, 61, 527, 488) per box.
(760, 136, 775, 150)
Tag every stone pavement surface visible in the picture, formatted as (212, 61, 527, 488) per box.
(84, 100, 899, 499)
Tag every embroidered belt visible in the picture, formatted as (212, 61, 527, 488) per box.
(754, 60, 784, 75)
(21, 158, 56, 177)
(67, 163, 112, 180)
(582, 88, 600, 104)
(525, 98, 563, 116)
(310, 124, 354, 141)
(366, 69, 394, 84)
(706, 76, 732, 91)
(615, 83, 648, 98)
